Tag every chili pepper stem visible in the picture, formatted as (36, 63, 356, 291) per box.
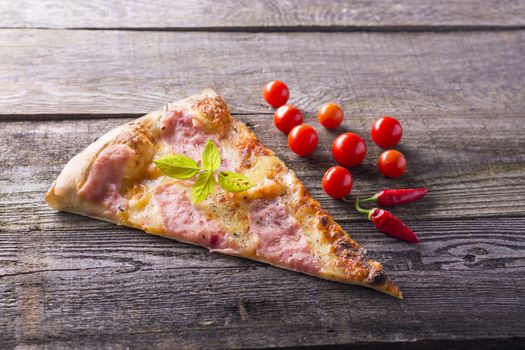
(355, 198, 372, 216)
(359, 195, 378, 204)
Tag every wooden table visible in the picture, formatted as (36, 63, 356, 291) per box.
(1, 1, 524, 349)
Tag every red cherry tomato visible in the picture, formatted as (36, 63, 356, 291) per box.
(378, 150, 406, 178)
(318, 102, 344, 129)
(274, 105, 303, 134)
(371, 116, 403, 148)
(263, 80, 289, 108)
(332, 132, 367, 167)
(322, 166, 353, 199)
(288, 124, 318, 157)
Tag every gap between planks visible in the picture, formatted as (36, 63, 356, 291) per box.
(0, 112, 272, 122)
(2, 25, 525, 33)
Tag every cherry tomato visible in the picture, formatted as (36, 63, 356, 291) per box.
(274, 105, 303, 134)
(263, 80, 289, 108)
(332, 132, 367, 167)
(371, 116, 403, 148)
(288, 124, 318, 157)
(318, 102, 344, 129)
(378, 150, 406, 178)
(322, 166, 353, 199)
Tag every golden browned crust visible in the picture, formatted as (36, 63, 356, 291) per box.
(211, 100, 402, 298)
(45, 114, 155, 217)
(45, 89, 219, 218)
(45, 88, 402, 299)
(316, 210, 402, 298)
(192, 96, 232, 138)
(217, 101, 402, 298)
(267, 163, 402, 298)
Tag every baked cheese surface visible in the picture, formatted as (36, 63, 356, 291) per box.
(45, 89, 402, 298)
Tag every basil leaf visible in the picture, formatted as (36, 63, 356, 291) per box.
(218, 171, 255, 193)
(154, 155, 200, 179)
(201, 139, 221, 171)
(192, 171, 216, 204)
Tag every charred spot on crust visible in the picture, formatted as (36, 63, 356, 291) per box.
(334, 238, 363, 258)
(365, 261, 387, 286)
(367, 270, 387, 286)
(319, 215, 329, 229)
(316, 210, 334, 227)
(335, 238, 354, 251)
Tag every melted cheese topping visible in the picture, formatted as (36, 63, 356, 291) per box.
(114, 107, 323, 271)
(76, 98, 399, 297)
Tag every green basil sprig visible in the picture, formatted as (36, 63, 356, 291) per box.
(154, 139, 255, 204)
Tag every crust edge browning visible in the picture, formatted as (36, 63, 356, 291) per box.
(45, 88, 402, 299)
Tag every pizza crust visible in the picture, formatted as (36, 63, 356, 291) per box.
(46, 88, 403, 299)
(45, 89, 219, 219)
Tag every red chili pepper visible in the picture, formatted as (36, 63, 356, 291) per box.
(355, 198, 419, 243)
(360, 188, 428, 206)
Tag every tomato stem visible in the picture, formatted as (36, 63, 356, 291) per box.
(355, 198, 372, 216)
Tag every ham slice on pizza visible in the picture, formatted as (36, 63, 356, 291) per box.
(46, 89, 402, 298)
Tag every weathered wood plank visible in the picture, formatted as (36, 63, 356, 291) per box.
(1, 20, 524, 350)
(0, 30, 524, 117)
(1, 116, 523, 347)
(1, 0, 524, 29)
(1, 214, 524, 348)
(0, 115, 523, 225)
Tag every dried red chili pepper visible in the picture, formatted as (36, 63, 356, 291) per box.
(355, 198, 419, 243)
(360, 188, 428, 206)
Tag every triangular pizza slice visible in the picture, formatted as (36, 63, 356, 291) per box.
(45, 89, 402, 298)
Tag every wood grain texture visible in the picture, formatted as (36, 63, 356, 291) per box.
(0, 212, 524, 349)
(0, 113, 523, 347)
(0, 115, 524, 225)
(0, 111, 524, 348)
(1, 0, 524, 29)
(1, 5, 525, 347)
(0, 30, 524, 117)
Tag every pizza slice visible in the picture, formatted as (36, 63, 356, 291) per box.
(45, 89, 402, 298)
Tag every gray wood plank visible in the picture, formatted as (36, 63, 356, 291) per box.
(1, 116, 523, 347)
(0, 0, 524, 29)
(1, 21, 524, 350)
(0, 115, 523, 225)
(1, 213, 524, 348)
(0, 30, 524, 117)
